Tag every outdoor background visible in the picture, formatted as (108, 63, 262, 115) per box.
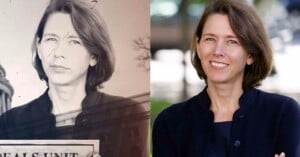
(0, 0, 150, 107)
(151, 0, 300, 126)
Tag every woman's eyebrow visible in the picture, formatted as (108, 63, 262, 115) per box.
(43, 33, 59, 38)
(225, 35, 238, 39)
(202, 33, 237, 39)
(202, 33, 215, 37)
(67, 35, 80, 39)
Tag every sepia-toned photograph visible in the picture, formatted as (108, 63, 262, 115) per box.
(0, 0, 150, 157)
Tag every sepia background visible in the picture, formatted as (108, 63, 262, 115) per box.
(0, 0, 150, 107)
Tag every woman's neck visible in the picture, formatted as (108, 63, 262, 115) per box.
(207, 82, 243, 122)
(48, 83, 86, 115)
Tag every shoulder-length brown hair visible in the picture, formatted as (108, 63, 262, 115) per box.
(191, 0, 273, 90)
(32, 0, 115, 93)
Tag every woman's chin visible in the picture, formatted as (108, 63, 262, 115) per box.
(48, 78, 72, 87)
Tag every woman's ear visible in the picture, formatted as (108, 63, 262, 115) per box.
(196, 37, 201, 59)
(89, 56, 97, 67)
(196, 36, 201, 43)
(246, 54, 254, 65)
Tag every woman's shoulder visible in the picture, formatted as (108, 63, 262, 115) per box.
(155, 90, 210, 125)
(102, 92, 148, 114)
(3, 92, 48, 116)
(152, 92, 212, 143)
(0, 92, 50, 128)
(93, 91, 143, 106)
(100, 92, 140, 106)
(249, 88, 300, 119)
(84, 91, 148, 117)
(254, 88, 299, 108)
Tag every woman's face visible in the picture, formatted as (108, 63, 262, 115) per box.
(196, 14, 253, 86)
(38, 12, 96, 87)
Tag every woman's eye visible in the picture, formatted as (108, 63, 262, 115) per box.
(227, 40, 239, 45)
(203, 37, 215, 43)
(44, 37, 57, 42)
(69, 40, 81, 45)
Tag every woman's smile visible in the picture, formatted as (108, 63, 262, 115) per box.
(209, 61, 229, 69)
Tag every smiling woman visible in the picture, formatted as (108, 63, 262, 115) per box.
(0, 0, 149, 157)
(196, 14, 254, 89)
(152, 0, 300, 157)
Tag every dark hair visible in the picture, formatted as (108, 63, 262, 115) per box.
(191, 0, 273, 90)
(32, 0, 115, 92)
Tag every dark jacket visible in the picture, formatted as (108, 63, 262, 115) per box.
(0, 90, 149, 157)
(153, 88, 300, 157)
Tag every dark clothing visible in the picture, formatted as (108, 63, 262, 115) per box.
(55, 125, 74, 139)
(0, 90, 149, 157)
(153, 88, 300, 157)
(209, 121, 231, 157)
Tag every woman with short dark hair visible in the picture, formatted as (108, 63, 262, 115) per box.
(153, 0, 300, 157)
(0, 1, 148, 157)
(33, 0, 115, 92)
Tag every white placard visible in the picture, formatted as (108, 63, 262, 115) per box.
(0, 140, 99, 157)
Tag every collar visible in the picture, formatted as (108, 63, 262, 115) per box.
(35, 88, 53, 114)
(35, 89, 105, 113)
(195, 86, 258, 113)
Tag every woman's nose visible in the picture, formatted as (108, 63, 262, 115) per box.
(53, 43, 66, 58)
(213, 41, 225, 57)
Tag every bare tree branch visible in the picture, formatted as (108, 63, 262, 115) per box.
(133, 36, 150, 71)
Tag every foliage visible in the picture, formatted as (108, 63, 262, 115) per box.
(150, 98, 172, 155)
(191, 0, 210, 4)
(151, 98, 172, 127)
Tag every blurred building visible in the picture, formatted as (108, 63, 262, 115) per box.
(0, 65, 14, 115)
(151, 0, 300, 103)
